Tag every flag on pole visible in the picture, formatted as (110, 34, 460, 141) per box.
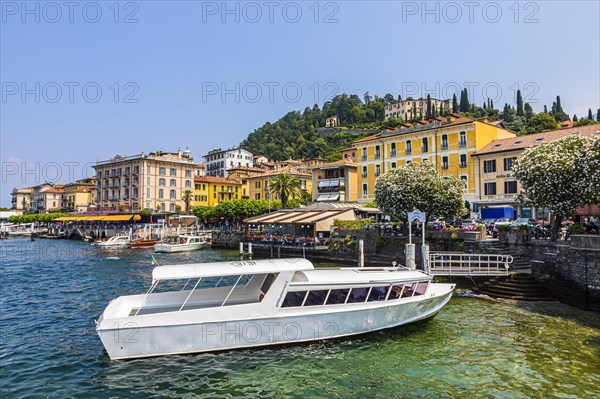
(151, 255, 158, 267)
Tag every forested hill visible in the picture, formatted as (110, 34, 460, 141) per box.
(239, 92, 598, 162)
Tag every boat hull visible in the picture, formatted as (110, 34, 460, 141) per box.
(153, 243, 206, 253)
(97, 285, 453, 360)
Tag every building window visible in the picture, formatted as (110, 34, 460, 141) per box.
(503, 157, 516, 171)
(460, 154, 467, 168)
(159, 167, 166, 175)
(170, 203, 176, 212)
(159, 178, 166, 186)
(362, 166, 368, 178)
(255, 193, 260, 200)
(421, 138, 428, 153)
(185, 169, 192, 178)
(375, 145, 381, 159)
(255, 181, 261, 189)
(158, 189, 164, 199)
(362, 148, 367, 161)
(362, 183, 368, 196)
(504, 181, 518, 194)
(441, 134, 448, 150)
(391, 162, 397, 169)
(484, 182, 497, 195)
(442, 156, 449, 170)
(170, 189, 176, 199)
(390, 142, 397, 157)
(185, 180, 191, 188)
(375, 164, 381, 177)
(170, 168, 176, 176)
(459, 131, 467, 147)
(195, 183, 200, 190)
(405, 140, 412, 155)
(460, 175, 468, 190)
(484, 160, 496, 173)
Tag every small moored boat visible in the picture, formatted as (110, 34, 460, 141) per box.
(153, 235, 207, 253)
(129, 239, 160, 248)
(95, 235, 130, 247)
(96, 258, 455, 360)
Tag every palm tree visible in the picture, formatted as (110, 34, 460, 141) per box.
(268, 174, 301, 209)
(182, 190, 193, 213)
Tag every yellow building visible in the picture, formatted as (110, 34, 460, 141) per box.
(311, 159, 358, 202)
(353, 114, 516, 209)
(472, 124, 600, 219)
(193, 176, 242, 207)
(62, 178, 95, 213)
(246, 166, 312, 201)
(226, 166, 266, 199)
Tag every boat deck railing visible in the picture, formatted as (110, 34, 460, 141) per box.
(428, 252, 512, 276)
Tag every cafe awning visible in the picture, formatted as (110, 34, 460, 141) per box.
(102, 215, 134, 221)
(244, 208, 356, 232)
(317, 194, 340, 202)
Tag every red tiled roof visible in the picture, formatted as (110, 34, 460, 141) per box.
(473, 124, 600, 155)
(194, 176, 241, 184)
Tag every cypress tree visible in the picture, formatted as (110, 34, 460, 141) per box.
(524, 102, 534, 120)
(426, 94, 432, 118)
(544, 105, 548, 113)
(516, 90, 524, 116)
(459, 88, 469, 112)
(588, 108, 593, 120)
(490, 99, 494, 109)
(452, 94, 458, 113)
(573, 114, 578, 122)
(556, 96, 563, 113)
(597, 108, 600, 122)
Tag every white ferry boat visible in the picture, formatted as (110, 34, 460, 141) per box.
(96, 259, 455, 360)
(153, 235, 207, 253)
(95, 235, 131, 247)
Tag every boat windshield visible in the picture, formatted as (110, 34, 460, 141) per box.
(131, 273, 278, 316)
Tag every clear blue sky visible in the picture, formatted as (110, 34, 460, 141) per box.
(1, 0, 599, 206)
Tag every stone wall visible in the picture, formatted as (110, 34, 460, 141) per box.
(211, 230, 244, 249)
(328, 232, 600, 311)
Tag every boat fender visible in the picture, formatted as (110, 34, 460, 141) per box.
(259, 293, 264, 302)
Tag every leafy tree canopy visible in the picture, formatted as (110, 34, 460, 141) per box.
(374, 162, 466, 220)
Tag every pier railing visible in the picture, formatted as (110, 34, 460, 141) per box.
(428, 252, 512, 276)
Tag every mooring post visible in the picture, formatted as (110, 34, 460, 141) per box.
(239, 241, 244, 261)
(359, 239, 364, 268)
(248, 242, 253, 260)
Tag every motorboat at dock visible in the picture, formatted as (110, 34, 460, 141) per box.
(96, 258, 455, 359)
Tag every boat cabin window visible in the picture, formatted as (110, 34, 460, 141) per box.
(326, 289, 350, 305)
(282, 291, 307, 307)
(304, 290, 329, 306)
(260, 273, 277, 294)
(279, 281, 430, 308)
(389, 284, 404, 300)
(368, 286, 389, 301)
(415, 282, 429, 296)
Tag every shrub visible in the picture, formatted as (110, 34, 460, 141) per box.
(568, 224, 586, 234)
(333, 218, 372, 230)
(496, 224, 514, 232)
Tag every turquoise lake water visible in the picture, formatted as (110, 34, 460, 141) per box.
(1, 238, 599, 398)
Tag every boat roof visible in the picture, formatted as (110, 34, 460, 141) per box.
(152, 258, 314, 280)
(291, 268, 429, 285)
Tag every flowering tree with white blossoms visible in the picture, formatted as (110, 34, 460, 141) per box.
(374, 162, 466, 220)
(513, 135, 600, 240)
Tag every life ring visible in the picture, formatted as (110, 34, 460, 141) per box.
(259, 293, 265, 302)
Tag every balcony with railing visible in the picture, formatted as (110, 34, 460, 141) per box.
(441, 143, 449, 150)
(405, 149, 412, 155)
(460, 162, 467, 169)
(374, 152, 381, 159)
(459, 140, 467, 148)
(390, 150, 397, 157)
(361, 155, 368, 161)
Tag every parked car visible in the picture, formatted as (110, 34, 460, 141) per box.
(447, 219, 463, 228)
(512, 218, 536, 227)
(426, 218, 445, 228)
